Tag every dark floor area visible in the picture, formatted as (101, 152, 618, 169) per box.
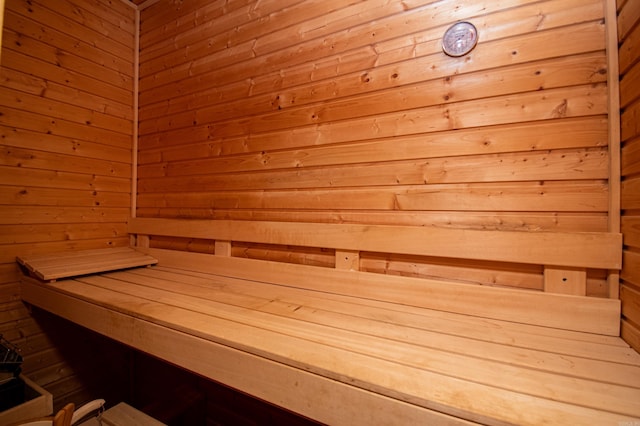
(25, 308, 321, 426)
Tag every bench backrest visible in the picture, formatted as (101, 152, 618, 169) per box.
(128, 217, 622, 335)
(129, 218, 621, 270)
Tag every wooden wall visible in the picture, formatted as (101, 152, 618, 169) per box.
(137, 0, 613, 294)
(0, 0, 135, 409)
(619, 0, 640, 353)
(0, 0, 632, 416)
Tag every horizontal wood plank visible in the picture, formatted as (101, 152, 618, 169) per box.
(622, 319, 640, 355)
(0, 206, 130, 225)
(138, 117, 607, 171)
(0, 167, 130, 193)
(0, 126, 131, 164)
(0, 186, 131, 208)
(0, 67, 133, 121)
(0, 105, 132, 149)
(622, 216, 640, 247)
(135, 181, 610, 213)
(0, 86, 132, 135)
(137, 148, 608, 191)
(139, 52, 607, 134)
(133, 209, 609, 233)
(622, 251, 640, 287)
(138, 2, 603, 103)
(619, 11, 640, 74)
(1, 239, 131, 265)
(7, 0, 134, 61)
(0, 223, 128, 245)
(129, 218, 622, 270)
(618, 0, 640, 41)
(141, 266, 632, 353)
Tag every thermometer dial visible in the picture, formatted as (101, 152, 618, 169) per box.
(442, 21, 478, 57)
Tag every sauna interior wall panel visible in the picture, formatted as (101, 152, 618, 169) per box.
(0, 0, 135, 409)
(136, 0, 613, 292)
(619, 0, 640, 353)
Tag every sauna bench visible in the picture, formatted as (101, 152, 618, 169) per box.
(19, 218, 640, 425)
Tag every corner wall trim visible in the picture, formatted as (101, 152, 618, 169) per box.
(131, 6, 140, 218)
(604, 0, 621, 299)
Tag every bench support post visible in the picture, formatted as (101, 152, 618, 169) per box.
(544, 266, 587, 296)
(135, 234, 150, 249)
(215, 240, 232, 257)
(335, 250, 360, 271)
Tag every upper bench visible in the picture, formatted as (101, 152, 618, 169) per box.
(128, 217, 622, 336)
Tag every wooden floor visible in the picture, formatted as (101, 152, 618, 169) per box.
(21, 265, 640, 426)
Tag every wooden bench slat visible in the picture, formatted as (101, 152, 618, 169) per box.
(16, 248, 158, 281)
(128, 218, 622, 269)
(17, 279, 483, 425)
(132, 267, 640, 363)
(21, 278, 639, 425)
(68, 273, 638, 416)
(102, 268, 640, 388)
(147, 266, 635, 356)
(149, 248, 621, 335)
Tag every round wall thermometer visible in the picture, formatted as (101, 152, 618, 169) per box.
(442, 21, 478, 57)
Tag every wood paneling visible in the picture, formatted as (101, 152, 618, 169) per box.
(619, 0, 640, 353)
(136, 0, 613, 293)
(0, 0, 633, 415)
(0, 0, 135, 410)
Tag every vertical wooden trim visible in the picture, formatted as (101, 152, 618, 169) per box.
(137, 235, 150, 249)
(605, 0, 622, 299)
(543, 267, 587, 296)
(215, 241, 232, 257)
(131, 7, 140, 218)
(0, 0, 5, 63)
